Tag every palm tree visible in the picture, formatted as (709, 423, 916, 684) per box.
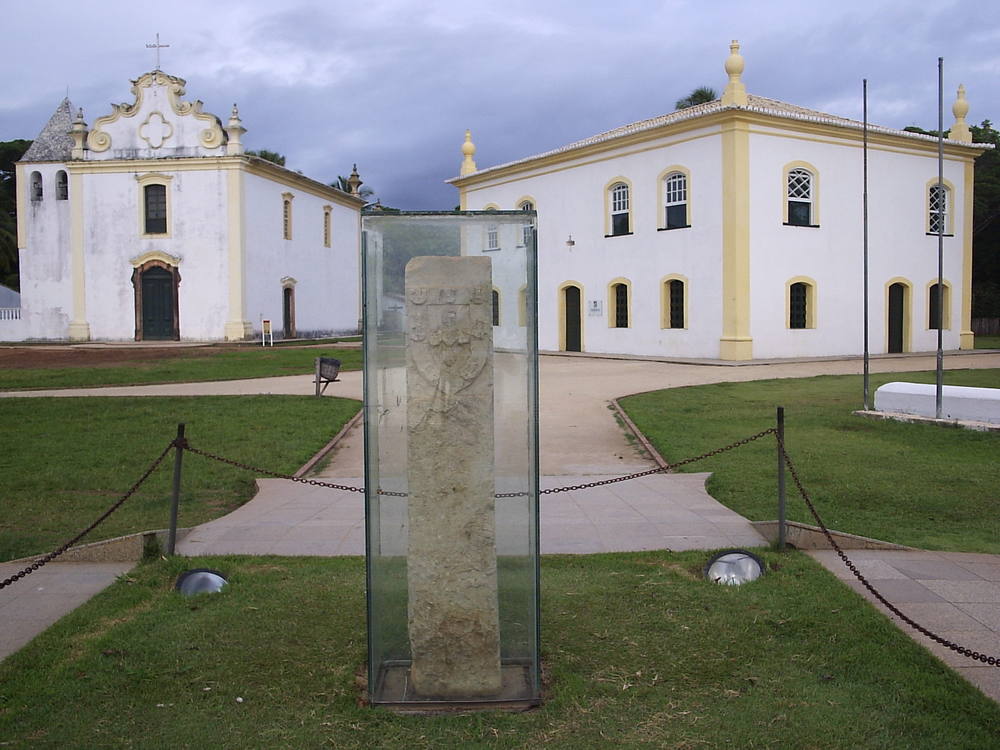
(674, 87, 718, 110)
(332, 174, 375, 202)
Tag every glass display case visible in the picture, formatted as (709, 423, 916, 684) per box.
(361, 211, 540, 709)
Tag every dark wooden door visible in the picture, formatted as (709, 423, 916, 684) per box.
(888, 283, 904, 353)
(141, 267, 174, 340)
(564, 286, 581, 352)
(283, 287, 295, 339)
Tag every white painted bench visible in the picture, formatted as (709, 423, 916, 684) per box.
(874, 382, 1000, 424)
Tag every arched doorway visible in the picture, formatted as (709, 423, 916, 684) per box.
(132, 261, 180, 341)
(562, 284, 582, 352)
(887, 282, 907, 353)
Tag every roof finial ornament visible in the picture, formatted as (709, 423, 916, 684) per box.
(950, 84, 972, 143)
(721, 39, 748, 107)
(226, 104, 246, 156)
(460, 129, 477, 176)
(145, 33, 170, 72)
(70, 108, 88, 160)
(347, 164, 363, 196)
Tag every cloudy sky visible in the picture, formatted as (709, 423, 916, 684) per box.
(2, 1, 998, 208)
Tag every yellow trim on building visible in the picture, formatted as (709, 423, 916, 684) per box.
(960, 161, 975, 348)
(603, 177, 633, 236)
(785, 276, 818, 329)
(68, 170, 89, 340)
(781, 160, 820, 225)
(136, 172, 173, 238)
(659, 274, 689, 329)
(924, 176, 957, 235)
(656, 166, 692, 229)
(606, 277, 633, 328)
(129, 249, 181, 268)
(224, 167, 251, 341)
(885, 277, 913, 353)
(719, 118, 752, 360)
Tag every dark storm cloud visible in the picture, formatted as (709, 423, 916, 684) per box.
(2, 0, 998, 209)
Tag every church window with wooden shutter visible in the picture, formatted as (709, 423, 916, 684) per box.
(144, 184, 167, 234)
(30, 171, 43, 201)
(608, 278, 631, 328)
(927, 182, 953, 235)
(787, 278, 817, 329)
(56, 171, 68, 200)
(783, 163, 819, 227)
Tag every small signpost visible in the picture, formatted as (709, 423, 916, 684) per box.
(261, 319, 273, 346)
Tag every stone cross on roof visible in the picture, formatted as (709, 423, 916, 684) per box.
(146, 33, 170, 71)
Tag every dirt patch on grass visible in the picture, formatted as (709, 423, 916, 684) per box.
(0, 346, 225, 370)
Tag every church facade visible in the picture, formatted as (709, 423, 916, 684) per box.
(5, 70, 364, 342)
(450, 42, 989, 360)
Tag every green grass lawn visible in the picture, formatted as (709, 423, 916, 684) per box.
(0, 396, 360, 562)
(620, 368, 1000, 553)
(0, 346, 362, 391)
(975, 335, 1000, 349)
(1, 552, 997, 749)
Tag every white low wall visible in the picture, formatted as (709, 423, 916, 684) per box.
(875, 382, 1000, 424)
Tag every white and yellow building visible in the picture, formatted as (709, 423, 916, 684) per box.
(7, 70, 364, 342)
(450, 42, 989, 360)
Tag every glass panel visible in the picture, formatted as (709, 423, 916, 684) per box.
(611, 212, 629, 235)
(145, 185, 167, 234)
(790, 283, 807, 329)
(669, 280, 684, 328)
(787, 200, 810, 226)
(666, 203, 687, 229)
(362, 211, 540, 707)
(614, 284, 628, 327)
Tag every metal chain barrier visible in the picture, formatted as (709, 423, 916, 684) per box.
(777, 434, 1000, 668)
(184, 428, 778, 500)
(0, 440, 176, 590)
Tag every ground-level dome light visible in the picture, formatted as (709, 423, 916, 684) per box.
(175, 569, 228, 596)
(704, 549, 765, 585)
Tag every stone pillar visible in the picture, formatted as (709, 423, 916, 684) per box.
(405, 255, 502, 698)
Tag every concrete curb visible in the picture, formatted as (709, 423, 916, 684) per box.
(854, 409, 1000, 432)
(751, 520, 915, 550)
(6, 528, 192, 565)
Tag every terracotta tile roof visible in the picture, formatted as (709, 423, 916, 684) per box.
(451, 94, 989, 181)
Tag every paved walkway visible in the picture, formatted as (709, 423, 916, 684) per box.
(2, 350, 999, 702)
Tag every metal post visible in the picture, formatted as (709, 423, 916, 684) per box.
(315, 357, 322, 397)
(935, 57, 945, 419)
(862, 79, 871, 411)
(167, 423, 185, 556)
(777, 407, 786, 551)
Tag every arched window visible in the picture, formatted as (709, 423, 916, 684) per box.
(486, 223, 499, 251)
(323, 205, 332, 248)
(608, 182, 630, 236)
(30, 171, 43, 201)
(928, 184, 949, 235)
(665, 278, 685, 328)
(491, 288, 500, 326)
(282, 193, 294, 240)
(144, 184, 167, 234)
(518, 199, 535, 247)
(610, 281, 629, 328)
(663, 172, 688, 229)
(56, 171, 68, 200)
(786, 168, 813, 226)
(788, 280, 816, 329)
(928, 282, 951, 329)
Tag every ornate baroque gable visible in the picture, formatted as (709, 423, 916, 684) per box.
(84, 71, 226, 160)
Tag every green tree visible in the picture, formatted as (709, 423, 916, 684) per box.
(246, 149, 286, 166)
(0, 139, 32, 290)
(332, 174, 375, 202)
(674, 86, 718, 110)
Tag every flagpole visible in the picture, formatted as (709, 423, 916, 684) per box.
(936, 58, 945, 418)
(863, 79, 870, 410)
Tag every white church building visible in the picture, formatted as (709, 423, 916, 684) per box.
(450, 42, 989, 361)
(5, 69, 364, 342)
